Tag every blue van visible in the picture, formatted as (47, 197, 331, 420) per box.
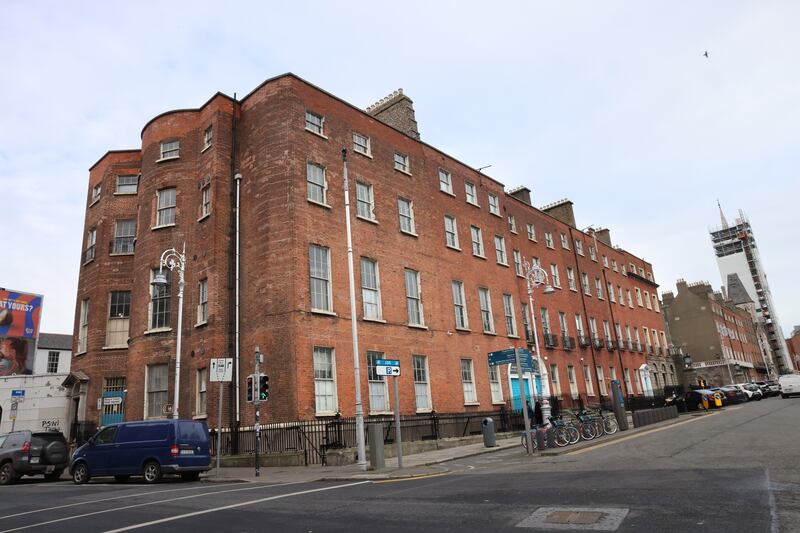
(70, 419, 211, 484)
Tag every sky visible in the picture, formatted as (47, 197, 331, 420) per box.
(1, 1, 798, 337)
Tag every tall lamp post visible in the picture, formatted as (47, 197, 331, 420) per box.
(152, 243, 186, 420)
(522, 258, 555, 423)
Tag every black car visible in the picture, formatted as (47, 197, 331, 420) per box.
(719, 386, 747, 404)
(0, 431, 69, 485)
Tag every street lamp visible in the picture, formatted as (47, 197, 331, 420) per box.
(152, 242, 186, 419)
(522, 258, 555, 424)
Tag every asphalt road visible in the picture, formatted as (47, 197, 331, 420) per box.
(0, 397, 798, 532)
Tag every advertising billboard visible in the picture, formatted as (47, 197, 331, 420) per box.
(0, 289, 43, 376)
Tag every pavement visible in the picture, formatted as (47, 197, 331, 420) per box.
(203, 410, 698, 483)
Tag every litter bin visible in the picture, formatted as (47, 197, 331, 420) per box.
(482, 418, 496, 447)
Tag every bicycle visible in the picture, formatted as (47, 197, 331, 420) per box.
(549, 416, 580, 446)
(576, 409, 618, 436)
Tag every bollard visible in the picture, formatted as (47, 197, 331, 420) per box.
(481, 418, 496, 448)
(535, 428, 546, 450)
(367, 423, 385, 470)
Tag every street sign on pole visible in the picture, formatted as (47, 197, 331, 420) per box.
(210, 358, 233, 382)
(375, 359, 401, 376)
(487, 348, 538, 373)
(11, 390, 25, 398)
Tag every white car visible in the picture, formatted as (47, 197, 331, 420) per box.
(779, 374, 800, 399)
(733, 383, 763, 401)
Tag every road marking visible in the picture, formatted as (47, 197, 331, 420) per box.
(765, 468, 779, 533)
(0, 481, 310, 532)
(0, 481, 247, 520)
(562, 413, 719, 456)
(102, 481, 372, 533)
(374, 472, 452, 483)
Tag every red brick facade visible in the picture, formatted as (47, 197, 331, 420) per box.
(73, 74, 665, 428)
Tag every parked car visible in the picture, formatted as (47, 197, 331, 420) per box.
(684, 389, 724, 411)
(779, 374, 800, 399)
(0, 430, 69, 485)
(763, 381, 781, 397)
(734, 383, 763, 401)
(707, 388, 728, 406)
(719, 386, 747, 405)
(69, 419, 211, 484)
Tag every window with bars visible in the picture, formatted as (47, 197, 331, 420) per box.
(360, 258, 382, 320)
(156, 188, 176, 226)
(404, 269, 424, 326)
(146, 364, 168, 418)
(149, 269, 171, 330)
(309, 245, 332, 312)
(398, 198, 415, 234)
(307, 162, 327, 205)
(113, 219, 136, 254)
(413, 355, 431, 411)
(478, 288, 494, 333)
(452, 281, 468, 329)
(103, 377, 125, 419)
(460, 359, 477, 404)
(314, 347, 337, 414)
(367, 351, 388, 412)
(106, 291, 131, 347)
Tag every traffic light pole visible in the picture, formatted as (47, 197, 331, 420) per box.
(254, 347, 262, 478)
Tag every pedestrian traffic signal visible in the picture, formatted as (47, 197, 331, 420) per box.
(246, 374, 254, 402)
(259, 374, 269, 401)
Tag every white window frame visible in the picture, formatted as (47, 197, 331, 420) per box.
(149, 268, 171, 331)
(544, 232, 554, 249)
(159, 140, 180, 160)
(145, 363, 169, 419)
(112, 219, 136, 255)
(635, 287, 644, 306)
(404, 268, 424, 327)
(488, 194, 500, 216)
(105, 291, 131, 348)
(589, 246, 597, 261)
(452, 280, 469, 330)
(470, 226, 484, 257)
(156, 188, 177, 227)
(314, 347, 338, 415)
(575, 240, 584, 256)
(439, 169, 453, 194)
(581, 273, 590, 295)
(197, 279, 208, 325)
(567, 365, 579, 398)
(309, 245, 333, 313)
(550, 264, 561, 288)
(353, 132, 371, 156)
(550, 364, 561, 396)
(394, 152, 410, 174)
(597, 366, 606, 396)
(203, 126, 213, 150)
(398, 197, 416, 235)
(305, 110, 324, 136)
(566, 267, 576, 291)
(494, 235, 507, 265)
(461, 359, 478, 404)
(444, 215, 459, 249)
(584, 365, 595, 396)
(527, 223, 537, 242)
(602, 255, 609, 268)
(413, 355, 432, 412)
(560, 233, 570, 250)
(78, 299, 89, 353)
(503, 294, 518, 337)
(196, 367, 207, 416)
(360, 257, 382, 321)
(508, 215, 517, 233)
(367, 351, 389, 413)
(115, 175, 138, 194)
(465, 182, 479, 206)
(513, 250, 523, 276)
(201, 185, 212, 219)
(595, 278, 604, 300)
(478, 287, 495, 334)
(489, 365, 503, 404)
(306, 162, 328, 206)
(356, 181, 376, 221)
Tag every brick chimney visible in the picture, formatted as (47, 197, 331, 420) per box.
(508, 186, 531, 205)
(594, 228, 612, 247)
(540, 199, 576, 227)
(366, 89, 420, 140)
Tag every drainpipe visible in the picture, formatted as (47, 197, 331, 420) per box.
(234, 172, 242, 424)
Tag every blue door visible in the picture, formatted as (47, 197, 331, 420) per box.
(101, 391, 126, 426)
(510, 377, 533, 411)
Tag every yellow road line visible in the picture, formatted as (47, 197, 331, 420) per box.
(374, 471, 452, 483)
(562, 412, 720, 456)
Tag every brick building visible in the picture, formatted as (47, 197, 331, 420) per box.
(787, 326, 800, 368)
(662, 278, 771, 387)
(72, 74, 666, 429)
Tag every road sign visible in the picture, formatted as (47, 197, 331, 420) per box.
(9, 401, 17, 421)
(375, 359, 400, 376)
(487, 348, 538, 373)
(11, 390, 25, 398)
(103, 396, 123, 406)
(210, 358, 233, 382)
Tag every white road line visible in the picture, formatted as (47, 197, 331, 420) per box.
(102, 481, 372, 533)
(0, 481, 246, 520)
(0, 480, 309, 533)
(765, 468, 780, 533)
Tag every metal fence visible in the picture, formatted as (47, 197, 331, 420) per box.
(209, 410, 519, 466)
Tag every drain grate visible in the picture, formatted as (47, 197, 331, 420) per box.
(517, 507, 629, 530)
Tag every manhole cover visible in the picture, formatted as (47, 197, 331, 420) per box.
(517, 507, 629, 530)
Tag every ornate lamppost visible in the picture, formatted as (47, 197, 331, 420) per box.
(523, 258, 555, 423)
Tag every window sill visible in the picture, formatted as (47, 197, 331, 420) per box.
(591, 258, 598, 262)
(193, 414, 208, 420)
(357, 215, 379, 225)
(197, 213, 211, 223)
(466, 201, 481, 208)
(310, 309, 337, 317)
(305, 128, 328, 140)
(489, 211, 501, 218)
(446, 245, 461, 252)
(497, 262, 508, 267)
(400, 230, 418, 238)
(440, 189, 456, 197)
(307, 199, 332, 210)
(528, 238, 538, 243)
(113, 192, 138, 196)
(394, 167, 412, 177)
(195, 321, 208, 328)
(473, 254, 486, 260)
(75, 350, 87, 357)
(561, 247, 571, 252)
(315, 411, 341, 418)
(354, 149, 372, 159)
(362, 317, 386, 324)
(507, 335, 520, 339)
(569, 287, 578, 292)
(455, 327, 471, 333)
(144, 327, 173, 335)
(151, 223, 176, 231)
(510, 230, 518, 235)
(82, 258, 95, 266)
(492, 401, 506, 406)
(483, 331, 497, 336)
(155, 156, 180, 163)
(102, 345, 128, 351)
(201, 145, 212, 154)
(407, 324, 428, 330)
(370, 411, 393, 416)
(416, 408, 433, 414)
(577, 252, 585, 257)
(546, 245, 555, 250)
(463, 402, 481, 407)
(109, 252, 135, 257)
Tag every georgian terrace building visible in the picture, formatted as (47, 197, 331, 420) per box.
(72, 74, 666, 429)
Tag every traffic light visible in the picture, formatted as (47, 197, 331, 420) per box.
(246, 374, 254, 402)
(259, 374, 269, 401)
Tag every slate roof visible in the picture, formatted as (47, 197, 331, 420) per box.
(37, 333, 73, 351)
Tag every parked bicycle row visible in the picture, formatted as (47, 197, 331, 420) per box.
(520, 409, 619, 452)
